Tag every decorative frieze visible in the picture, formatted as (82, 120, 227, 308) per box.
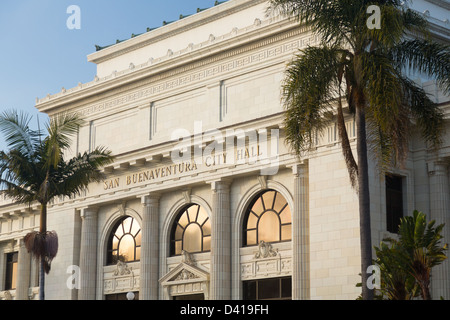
(53, 29, 318, 119)
(240, 244, 291, 280)
(254, 241, 278, 259)
(104, 261, 139, 295)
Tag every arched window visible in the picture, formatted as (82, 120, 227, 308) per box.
(107, 216, 141, 265)
(170, 204, 211, 256)
(243, 190, 291, 246)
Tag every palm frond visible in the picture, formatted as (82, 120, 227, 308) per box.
(390, 39, 450, 94)
(282, 45, 344, 155)
(0, 109, 42, 156)
(399, 76, 444, 150)
(47, 146, 114, 200)
(44, 112, 85, 169)
(24, 231, 58, 274)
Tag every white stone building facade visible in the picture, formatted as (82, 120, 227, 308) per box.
(0, 0, 449, 300)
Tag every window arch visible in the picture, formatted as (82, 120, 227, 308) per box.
(170, 204, 211, 256)
(107, 216, 141, 265)
(243, 190, 291, 246)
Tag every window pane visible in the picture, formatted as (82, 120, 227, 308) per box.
(262, 191, 276, 210)
(119, 234, 135, 261)
(281, 224, 292, 241)
(175, 240, 182, 255)
(135, 247, 141, 261)
(246, 212, 258, 229)
(113, 236, 119, 250)
(115, 223, 124, 239)
(187, 205, 199, 223)
(273, 193, 287, 212)
(281, 277, 292, 298)
(251, 197, 264, 216)
(386, 175, 404, 233)
(246, 230, 257, 246)
(135, 230, 142, 246)
(203, 236, 211, 252)
(258, 211, 280, 243)
(197, 207, 209, 225)
(202, 219, 211, 237)
(183, 224, 202, 253)
(6, 253, 19, 290)
(11, 261, 18, 290)
(130, 219, 140, 236)
(279, 205, 291, 224)
(258, 278, 279, 300)
(178, 212, 189, 228)
(243, 281, 257, 300)
(122, 217, 133, 234)
(175, 225, 184, 240)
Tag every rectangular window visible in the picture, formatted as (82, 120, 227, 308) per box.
(386, 175, 404, 233)
(243, 276, 291, 300)
(5, 252, 18, 290)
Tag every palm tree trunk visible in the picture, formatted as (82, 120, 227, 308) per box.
(39, 258, 45, 300)
(39, 204, 47, 301)
(421, 282, 432, 300)
(356, 106, 374, 300)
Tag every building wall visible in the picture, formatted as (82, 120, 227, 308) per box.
(1, 0, 449, 300)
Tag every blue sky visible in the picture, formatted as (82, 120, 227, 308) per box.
(0, 0, 219, 151)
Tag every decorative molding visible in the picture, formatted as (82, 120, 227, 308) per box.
(113, 261, 132, 276)
(159, 259, 210, 299)
(424, 0, 450, 10)
(254, 241, 279, 259)
(257, 175, 268, 190)
(117, 201, 127, 216)
(181, 250, 195, 266)
(103, 261, 139, 295)
(174, 269, 199, 281)
(182, 189, 192, 204)
(37, 24, 317, 115)
(3, 291, 13, 301)
(87, 0, 269, 64)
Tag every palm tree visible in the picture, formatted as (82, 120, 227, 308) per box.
(373, 240, 420, 300)
(0, 110, 114, 300)
(397, 210, 447, 299)
(375, 211, 447, 300)
(268, 0, 450, 299)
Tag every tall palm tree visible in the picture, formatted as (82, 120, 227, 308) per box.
(268, 0, 450, 299)
(0, 110, 114, 300)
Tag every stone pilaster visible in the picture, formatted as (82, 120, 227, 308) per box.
(209, 179, 231, 300)
(78, 207, 98, 300)
(428, 161, 450, 299)
(292, 162, 310, 300)
(139, 193, 161, 300)
(16, 238, 31, 300)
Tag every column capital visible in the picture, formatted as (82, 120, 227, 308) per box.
(208, 178, 232, 192)
(427, 160, 449, 176)
(138, 192, 161, 206)
(78, 206, 99, 219)
(289, 161, 309, 177)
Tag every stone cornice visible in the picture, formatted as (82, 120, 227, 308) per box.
(424, 0, 450, 10)
(36, 16, 309, 115)
(87, 0, 268, 64)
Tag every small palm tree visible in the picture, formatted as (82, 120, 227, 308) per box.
(0, 110, 114, 300)
(374, 240, 419, 300)
(269, 0, 450, 299)
(397, 210, 447, 300)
